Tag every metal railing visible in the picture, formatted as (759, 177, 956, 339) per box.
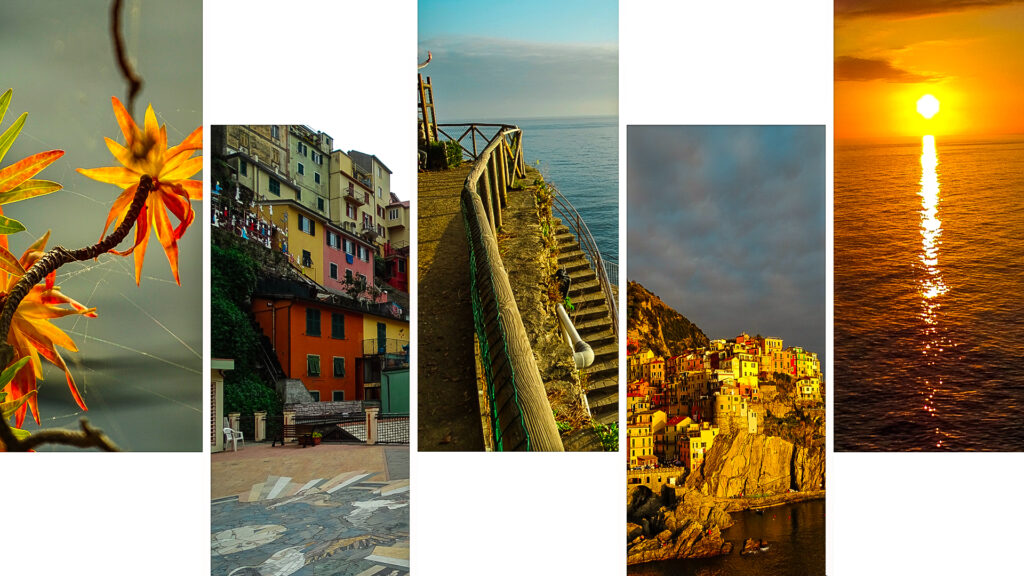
(362, 338, 410, 357)
(551, 189, 618, 336)
(461, 125, 563, 452)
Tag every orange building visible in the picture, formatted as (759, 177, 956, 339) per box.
(252, 294, 365, 402)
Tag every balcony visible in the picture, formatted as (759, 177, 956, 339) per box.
(361, 220, 378, 241)
(362, 338, 410, 358)
(345, 185, 367, 206)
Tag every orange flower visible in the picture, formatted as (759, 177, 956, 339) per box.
(77, 97, 202, 285)
(0, 231, 97, 426)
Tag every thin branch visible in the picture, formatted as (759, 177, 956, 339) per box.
(0, 175, 151, 450)
(2, 418, 119, 452)
(111, 0, 143, 116)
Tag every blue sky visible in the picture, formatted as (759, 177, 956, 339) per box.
(627, 126, 826, 356)
(419, 0, 618, 121)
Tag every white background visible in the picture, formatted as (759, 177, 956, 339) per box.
(12, 1, 1021, 574)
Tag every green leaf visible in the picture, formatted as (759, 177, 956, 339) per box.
(0, 214, 25, 235)
(0, 89, 11, 126)
(0, 357, 30, 388)
(0, 178, 61, 205)
(0, 112, 26, 165)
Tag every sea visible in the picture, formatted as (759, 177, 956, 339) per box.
(493, 115, 619, 269)
(835, 135, 1024, 451)
(628, 500, 826, 576)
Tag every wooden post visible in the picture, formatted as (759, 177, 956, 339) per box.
(480, 165, 496, 235)
(498, 140, 508, 208)
(488, 155, 502, 231)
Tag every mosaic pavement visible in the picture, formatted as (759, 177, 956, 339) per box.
(212, 445, 409, 576)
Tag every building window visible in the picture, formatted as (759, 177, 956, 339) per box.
(317, 196, 325, 211)
(301, 250, 313, 268)
(307, 354, 321, 376)
(240, 161, 247, 176)
(358, 246, 369, 262)
(332, 390, 345, 401)
(398, 259, 406, 274)
(306, 308, 320, 336)
(271, 125, 279, 139)
(314, 173, 321, 184)
(298, 163, 305, 175)
(377, 186, 382, 198)
(346, 204, 355, 219)
(344, 239, 354, 255)
(269, 178, 280, 195)
(333, 357, 345, 377)
(389, 208, 399, 220)
(345, 269, 353, 283)
(357, 273, 367, 285)
(329, 263, 338, 279)
(298, 214, 314, 235)
(331, 313, 345, 339)
(308, 390, 320, 402)
(327, 231, 340, 249)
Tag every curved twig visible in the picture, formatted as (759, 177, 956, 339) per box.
(1, 418, 119, 452)
(111, 0, 143, 116)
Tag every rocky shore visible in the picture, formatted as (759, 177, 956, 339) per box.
(626, 430, 825, 565)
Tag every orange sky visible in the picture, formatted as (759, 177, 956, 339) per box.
(835, 2, 1024, 140)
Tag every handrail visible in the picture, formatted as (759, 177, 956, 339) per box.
(556, 303, 594, 369)
(550, 189, 618, 337)
(438, 123, 523, 167)
(461, 126, 563, 451)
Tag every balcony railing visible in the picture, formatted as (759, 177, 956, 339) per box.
(362, 338, 410, 357)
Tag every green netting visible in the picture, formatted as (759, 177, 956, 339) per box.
(462, 186, 531, 452)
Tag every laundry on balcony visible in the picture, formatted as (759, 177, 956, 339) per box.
(346, 254, 354, 264)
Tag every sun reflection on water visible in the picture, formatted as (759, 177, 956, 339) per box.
(918, 135, 949, 448)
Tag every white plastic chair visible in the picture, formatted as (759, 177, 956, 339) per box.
(224, 427, 245, 451)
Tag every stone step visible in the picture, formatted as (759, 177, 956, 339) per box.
(557, 248, 586, 264)
(586, 358, 619, 382)
(580, 329, 615, 349)
(587, 386, 619, 415)
(591, 409, 618, 427)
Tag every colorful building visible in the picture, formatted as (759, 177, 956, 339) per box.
(252, 294, 365, 402)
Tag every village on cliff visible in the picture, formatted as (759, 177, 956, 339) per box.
(627, 333, 823, 480)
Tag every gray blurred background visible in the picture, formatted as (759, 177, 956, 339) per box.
(2, 0, 202, 450)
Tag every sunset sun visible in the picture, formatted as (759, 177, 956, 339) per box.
(917, 94, 940, 119)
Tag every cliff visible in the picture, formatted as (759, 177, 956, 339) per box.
(685, 432, 825, 497)
(626, 280, 709, 357)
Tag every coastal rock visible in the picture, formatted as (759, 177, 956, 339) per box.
(626, 485, 735, 565)
(687, 432, 794, 498)
(626, 522, 643, 543)
(792, 443, 826, 492)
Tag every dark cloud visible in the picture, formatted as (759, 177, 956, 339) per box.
(627, 126, 826, 356)
(835, 0, 1022, 19)
(834, 56, 941, 83)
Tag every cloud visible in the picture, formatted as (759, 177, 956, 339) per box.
(419, 36, 618, 120)
(835, 0, 1023, 19)
(834, 56, 941, 83)
(627, 126, 826, 355)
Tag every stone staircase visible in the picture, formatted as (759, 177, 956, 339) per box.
(552, 220, 618, 427)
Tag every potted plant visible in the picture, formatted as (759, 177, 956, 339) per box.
(311, 431, 322, 446)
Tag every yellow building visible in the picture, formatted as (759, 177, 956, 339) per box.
(681, 421, 719, 471)
(257, 199, 325, 283)
(798, 376, 822, 401)
(628, 421, 655, 468)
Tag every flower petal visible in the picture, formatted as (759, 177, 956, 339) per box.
(100, 184, 138, 238)
(160, 155, 202, 182)
(111, 96, 138, 145)
(132, 204, 151, 285)
(177, 179, 202, 201)
(77, 166, 142, 188)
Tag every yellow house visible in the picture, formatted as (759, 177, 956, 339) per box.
(257, 199, 324, 284)
(681, 421, 719, 471)
(798, 376, 822, 401)
(627, 421, 655, 468)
